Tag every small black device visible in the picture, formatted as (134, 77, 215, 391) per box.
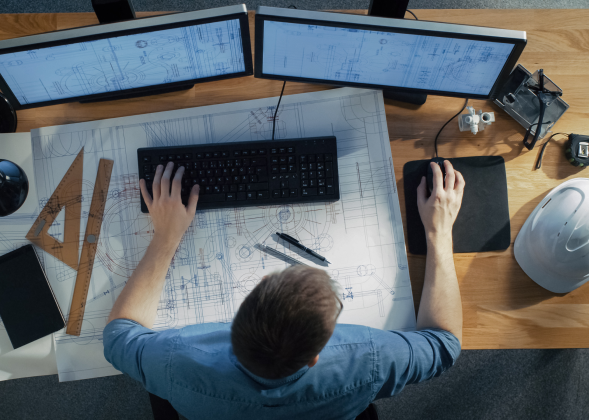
(0, 5, 253, 109)
(137, 136, 340, 212)
(565, 134, 589, 167)
(0, 92, 17, 133)
(0, 159, 28, 216)
(0, 245, 65, 349)
(91, 0, 136, 24)
(426, 157, 446, 193)
(276, 232, 330, 263)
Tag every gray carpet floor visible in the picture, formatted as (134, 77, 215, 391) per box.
(0, 0, 587, 13)
(0, 1, 588, 419)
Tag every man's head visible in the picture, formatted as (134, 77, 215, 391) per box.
(231, 266, 342, 380)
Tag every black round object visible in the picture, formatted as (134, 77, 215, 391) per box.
(0, 159, 28, 216)
(0, 93, 17, 133)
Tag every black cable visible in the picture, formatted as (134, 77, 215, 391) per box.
(272, 81, 286, 141)
(434, 98, 468, 158)
(535, 132, 567, 169)
(406, 10, 418, 20)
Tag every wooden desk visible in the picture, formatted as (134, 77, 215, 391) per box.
(0, 10, 587, 349)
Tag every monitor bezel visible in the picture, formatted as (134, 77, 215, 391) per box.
(0, 9, 253, 110)
(254, 8, 527, 100)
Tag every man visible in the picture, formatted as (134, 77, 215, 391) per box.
(104, 159, 464, 420)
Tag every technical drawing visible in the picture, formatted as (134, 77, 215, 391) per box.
(0, 19, 245, 105)
(262, 21, 514, 95)
(30, 87, 415, 381)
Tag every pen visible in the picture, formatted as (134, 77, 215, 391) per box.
(275, 232, 331, 263)
(256, 244, 309, 267)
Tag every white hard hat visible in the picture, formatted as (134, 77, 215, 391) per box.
(514, 178, 589, 293)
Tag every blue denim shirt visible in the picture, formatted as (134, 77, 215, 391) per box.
(104, 320, 460, 420)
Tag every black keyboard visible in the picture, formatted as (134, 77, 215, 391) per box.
(137, 137, 340, 212)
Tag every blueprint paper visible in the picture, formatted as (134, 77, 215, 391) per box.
(262, 21, 514, 96)
(0, 19, 245, 105)
(30, 87, 415, 381)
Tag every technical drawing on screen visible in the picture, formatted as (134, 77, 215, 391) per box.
(0, 20, 245, 105)
(262, 21, 514, 96)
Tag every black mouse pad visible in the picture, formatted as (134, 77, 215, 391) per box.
(403, 156, 510, 254)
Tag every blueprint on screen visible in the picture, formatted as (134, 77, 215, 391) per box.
(262, 21, 513, 96)
(29, 87, 416, 381)
(0, 19, 244, 105)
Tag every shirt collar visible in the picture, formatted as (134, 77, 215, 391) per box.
(229, 350, 309, 388)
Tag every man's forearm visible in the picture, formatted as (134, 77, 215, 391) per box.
(416, 235, 463, 344)
(107, 234, 178, 328)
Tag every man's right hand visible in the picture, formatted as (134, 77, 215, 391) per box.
(417, 160, 465, 245)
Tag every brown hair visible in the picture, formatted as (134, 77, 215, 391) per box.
(231, 266, 342, 379)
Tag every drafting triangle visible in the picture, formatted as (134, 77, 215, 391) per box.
(26, 148, 84, 271)
(47, 206, 65, 242)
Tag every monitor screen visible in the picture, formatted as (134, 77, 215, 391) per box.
(0, 6, 253, 109)
(255, 7, 527, 99)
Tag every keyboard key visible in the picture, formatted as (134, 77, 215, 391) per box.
(204, 152, 212, 158)
(250, 150, 257, 156)
(142, 156, 151, 163)
(317, 154, 324, 161)
(272, 190, 280, 198)
(246, 192, 256, 200)
(246, 183, 267, 191)
(259, 149, 266, 155)
(279, 157, 287, 164)
(326, 178, 334, 188)
(250, 175, 258, 182)
(213, 152, 220, 158)
(271, 157, 279, 165)
(317, 171, 325, 179)
(238, 184, 246, 192)
(287, 147, 295, 153)
(272, 166, 279, 174)
(317, 162, 325, 171)
(281, 189, 289, 198)
(196, 152, 204, 159)
(302, 188, 317, 196)
(279, 148, 286, 154)
(325, 168, 333, 178)
(160, 155, 167, 162)
(301, 172, 307, 180)
(230, 185, 237, 192)
(327, 187, 335, 195)
(325, 154, 333, 161)
(226, 192, 236, 200)
(257, 167, 267, 176)
(300, 164, 307, 171)
(290, 188, 298, 196)
(280, 181, 289, 189)
(288, 164, 296, 172)
(318, 179, 326, 187)
(310, 179, 317, 187)
(309, 171, 316, 179)
(184, 153, 192, 159)
(257, 191, 270, 199)
(288, 156, 295, 164)
(213, 186, 221, 194)
(237, 192, 247, 200)
(199, 194, 225, 203)
(301, 180, 309, 188)
(221, 151, 229, 157)
(242, 150, 249, 156)
(308, 162, 316, 170)
(308, 155, 316, 163)
(318, 187, 326, 195)
(233, 150, 241, 157)
(271, 148, 278, 154)
(222, 185, 229, 192)
(300, 155, 307, 163)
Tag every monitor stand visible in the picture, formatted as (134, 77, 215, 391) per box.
(81, 0, 194, 104)
(368, 0, 428, 106)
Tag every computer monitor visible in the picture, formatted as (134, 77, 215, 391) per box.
(0, 5, 253, 110)
(254, 7, 527, 100)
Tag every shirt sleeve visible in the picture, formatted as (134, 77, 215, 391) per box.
(371, 328, 461, 400)
(103, 318, 180, 400)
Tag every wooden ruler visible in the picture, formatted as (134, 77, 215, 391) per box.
(26, 148, 84, 271)
(66, 158, 113, 336)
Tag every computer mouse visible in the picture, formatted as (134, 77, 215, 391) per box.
(427, 157, 446, 193)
